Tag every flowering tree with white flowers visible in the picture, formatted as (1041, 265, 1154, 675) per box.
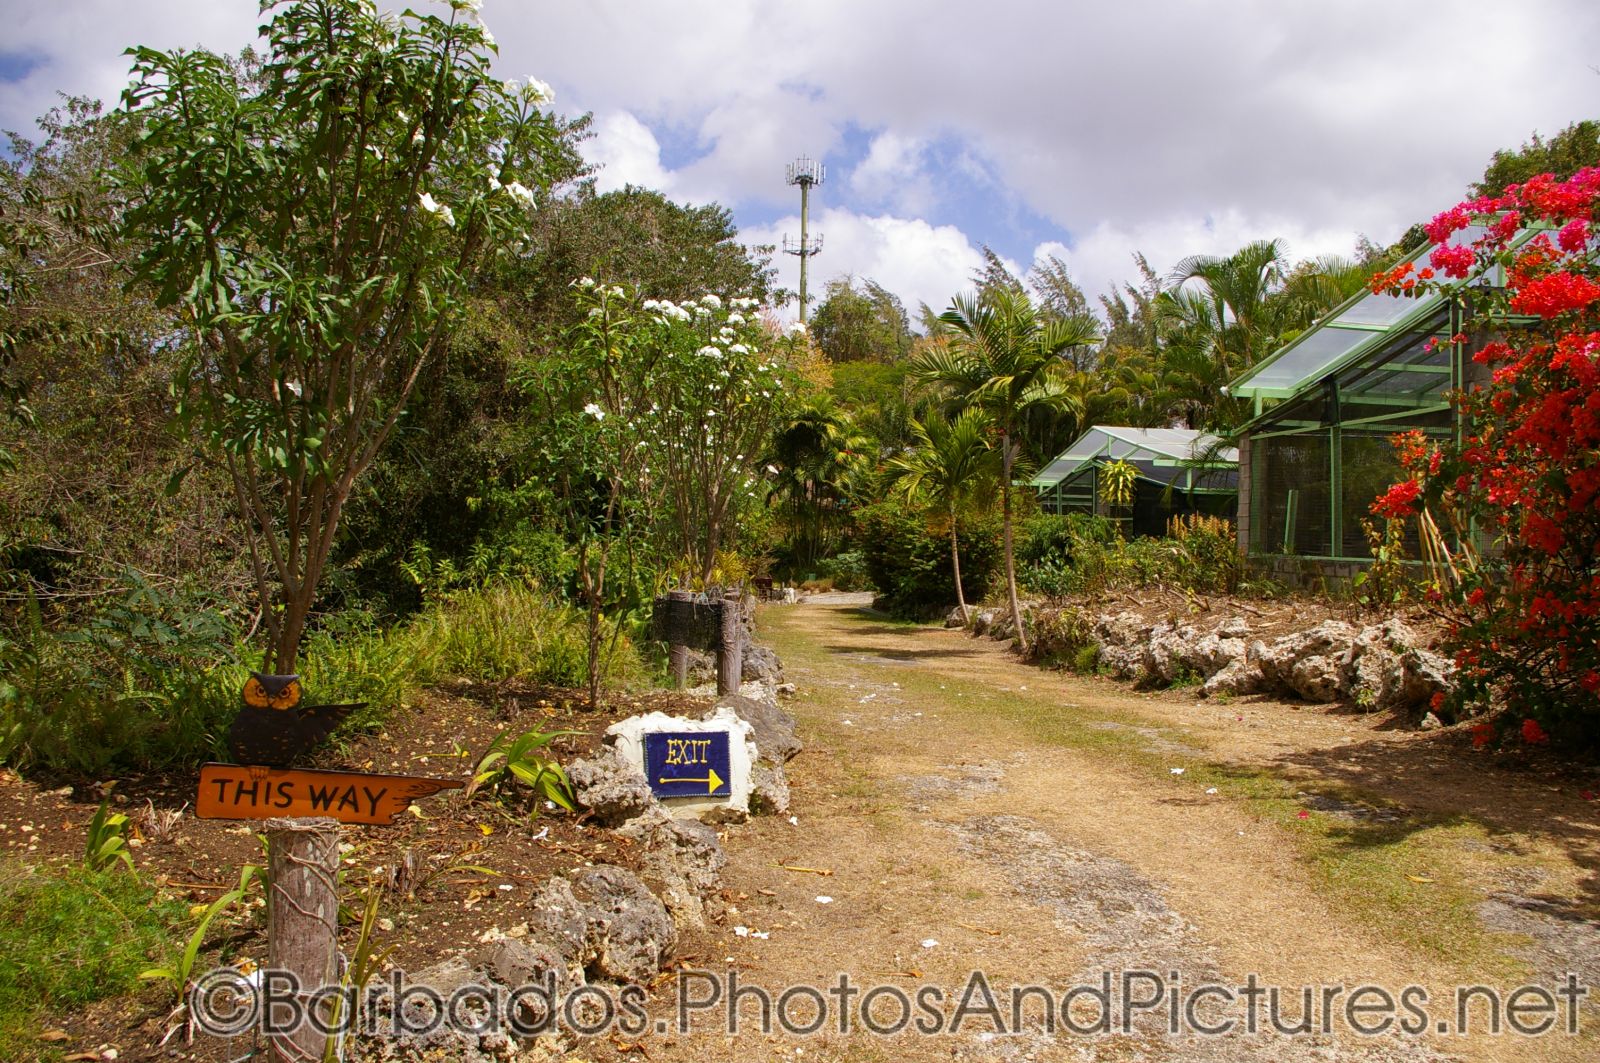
(118, 0, 575, 671)
(542, 280, 800, 704)
(640, 293, 799, 582)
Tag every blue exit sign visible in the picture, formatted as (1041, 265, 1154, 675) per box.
(643, 731, 731, 798)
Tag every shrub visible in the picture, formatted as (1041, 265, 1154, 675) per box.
(1018, 512, 1118, 568)
(1164, 514, 1241, 594)
(817, 550, 871, 592)
(1028, 603, 1096, 667)
(854, 502, 1002, 617)
(406, 582, 621, 687)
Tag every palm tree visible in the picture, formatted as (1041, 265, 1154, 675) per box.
(912, 287, 1100, 652)
(768, 399, 873, 574)
(885, 409, 1000, 623)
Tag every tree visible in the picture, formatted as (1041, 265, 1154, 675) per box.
(1027, 254, 1101, 371)
(117, 0, 577, 672)
(885, 409, 999, 622)
(809, 275, 913, 363)
(768, 398, 873, 575)
(1473, 120, 1600, 198)
(913, 288, 1100, 652)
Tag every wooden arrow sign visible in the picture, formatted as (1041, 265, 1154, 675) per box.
(196, 763, 464, 826)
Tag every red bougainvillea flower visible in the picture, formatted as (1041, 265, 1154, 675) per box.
(1521, 718, 1550, 744)
(1429, 691, 1446, 711)
(1371, 478, 1422, 519)
(1471, 723, 1495, 749)
(1509, 271, 1600, 318)
(1428, 243, 1475, 279)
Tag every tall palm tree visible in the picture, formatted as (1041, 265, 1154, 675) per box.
(912, 288, 1100, 652)
(885, 409, 1000, 623)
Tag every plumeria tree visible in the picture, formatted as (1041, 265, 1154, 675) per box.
(118, 0, 576, 672)
(540, 281, 801, 705)
(1374, 167, 1600, 745)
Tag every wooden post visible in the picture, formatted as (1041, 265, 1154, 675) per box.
(668, 589, 692, 689)
(717, 593, 743, 696)
(265, 817, 341, 1063)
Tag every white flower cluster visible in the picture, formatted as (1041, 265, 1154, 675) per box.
(583, 402, 605, 420)
(787, 320, 807, 337)
(418, 191, 455, 227)
(502, 76, 554, 104)
(643, 298, 693, 322)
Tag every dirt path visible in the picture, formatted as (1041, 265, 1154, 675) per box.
(636, 596, 1600, 1063)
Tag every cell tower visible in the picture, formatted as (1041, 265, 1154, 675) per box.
(783, 156, 824, 324)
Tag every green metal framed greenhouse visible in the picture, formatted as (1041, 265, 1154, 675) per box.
(1229, 222, 1545, 578)
(1030, 426, 1238, 538)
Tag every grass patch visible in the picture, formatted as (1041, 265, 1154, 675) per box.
(0, 862, 186, 1057)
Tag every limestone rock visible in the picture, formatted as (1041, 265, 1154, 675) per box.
(945, 606, 968, 628)
(741, 642, 785, 683)
(616, 807, 726, 932)
(525, 866, 674, 985)
(1202, 657, 1265, 697)
(749, 761, 790, 813)
(566, 745, 655, 826)
(1255, 620, 1358, 702)
(713, 693, 802, 762)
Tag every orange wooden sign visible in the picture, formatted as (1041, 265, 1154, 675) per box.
(196, 763, 464, 826)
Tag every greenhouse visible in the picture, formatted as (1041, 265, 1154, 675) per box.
(1030, 426, 1238, 537)
(1229, 223, 1543, 575)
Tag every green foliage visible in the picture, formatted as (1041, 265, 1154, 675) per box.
(407, 583, 600, 687)
(810, 275, 913, 364)
(1018, 512, 1119, 568)
(84, 795, 134, 873)
(1026, 603, 1096, 667)
(467, 726, 581, 818)
(817, 550, 871, 592)
(1018, 515, 1242, 599)
(0, 581, 240, 775)
(855, 501, 1002, 617)
(118, 0, 580, 672)
(1473, 119, 1600, 198)
(0, 862, 186, 1056)
(140, 863, 261, 1005)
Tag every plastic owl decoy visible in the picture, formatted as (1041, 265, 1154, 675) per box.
(228, 671, 361, 768)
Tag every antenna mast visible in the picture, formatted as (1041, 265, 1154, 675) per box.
(783, 156, 824, 324)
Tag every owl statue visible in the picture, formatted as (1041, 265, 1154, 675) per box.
(228, 672, 360, 768)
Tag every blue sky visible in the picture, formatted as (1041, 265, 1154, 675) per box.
(4, 0, 1598, 321)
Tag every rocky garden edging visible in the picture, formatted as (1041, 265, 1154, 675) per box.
(954, 602, 1457, 720)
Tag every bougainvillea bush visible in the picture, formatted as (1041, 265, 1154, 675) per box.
(1373, 167, 1600, 746)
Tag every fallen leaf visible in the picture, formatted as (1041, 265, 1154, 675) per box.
(777, 864, 833, 876)
(1405, 874, 1436, 884)
(1297, 810, 1310, 819)
(37, 1030, 69, 1042)
(478, 824, 494, 836)
(957, 922, 1002, 937)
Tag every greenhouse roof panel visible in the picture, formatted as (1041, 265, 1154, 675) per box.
(1031, 426, 1237, 487)
(1228, 223, 1500, 400)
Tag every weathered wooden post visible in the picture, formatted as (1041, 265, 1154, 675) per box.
(667, 589, 693, 689)
(265, 817, 341, 1063)
(717, 593, 743, 695)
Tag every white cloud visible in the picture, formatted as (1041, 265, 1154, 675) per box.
(586, 111, 674, 195)
(1036, 211, 1363, 317)
(744, 207, 994, 322)
(850, 131, 932, 214)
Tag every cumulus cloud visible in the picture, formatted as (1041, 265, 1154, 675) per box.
(5, 0, 1598, 318)
(1034, 211, 1364, 318)
(743, 207, 996, 322)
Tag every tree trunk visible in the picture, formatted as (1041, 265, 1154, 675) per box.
(950, 512, 969, 624)
(265, 817, 341, 1063)
(716, 594, 743, 696)
(1001, 435, 1029, 654)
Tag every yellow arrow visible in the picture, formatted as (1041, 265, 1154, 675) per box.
(657, 767, 725, 794)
